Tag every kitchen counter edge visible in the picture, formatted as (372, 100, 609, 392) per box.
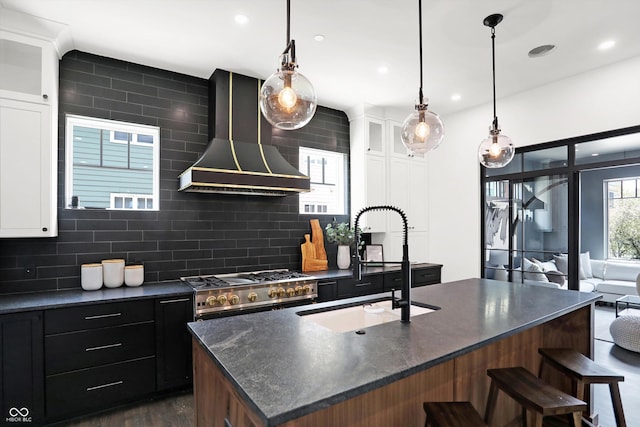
(0, 281, 192, 315)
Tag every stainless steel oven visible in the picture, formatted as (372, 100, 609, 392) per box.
(181, 269, 318, 320)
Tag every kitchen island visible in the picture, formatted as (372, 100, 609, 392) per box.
(188, 278, 599, 427)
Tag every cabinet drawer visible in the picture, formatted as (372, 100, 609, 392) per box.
(412, 268, 441, 286)
(45, 322, 155, 375)
(45, 300, 154, 334)
(317, 281, 337, 302)
(383, 271, 404, 292)
(46, 357, 155, 420)
(337, 275, 383, 298)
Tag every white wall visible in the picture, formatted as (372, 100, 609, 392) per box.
(427, 56, 640, 283)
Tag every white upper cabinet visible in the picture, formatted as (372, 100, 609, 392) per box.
(0, 30, 57, 105)
(0, 30, 58, 237)
(350, 112, 387, 233)
(365, 117, 385, 156)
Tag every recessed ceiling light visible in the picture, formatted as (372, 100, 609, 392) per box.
(313, 34, 325, 42)
(234, 14, 248, 25)
(377, 66, 388, 74)
(450, 93, 461, 101)
(591, 153, 599, 157)
(598, 40, 616, 50)
(528, 44, 556, 58)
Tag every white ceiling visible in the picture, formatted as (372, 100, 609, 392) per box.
(2, 0, 640, 118)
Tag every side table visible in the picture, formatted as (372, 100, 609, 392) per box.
(615, 294, 640, 317)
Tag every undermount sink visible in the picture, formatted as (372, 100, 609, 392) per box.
(296, 297, 439, 333)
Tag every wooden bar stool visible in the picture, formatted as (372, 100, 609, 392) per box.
(538, 348, 626, 427)
(423, 402, 487, 427)
(485, 367, 586, 427)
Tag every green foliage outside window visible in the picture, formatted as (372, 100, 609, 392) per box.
(609, 198, 640, 259)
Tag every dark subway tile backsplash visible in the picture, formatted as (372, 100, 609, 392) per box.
(0, 50, 350, 294)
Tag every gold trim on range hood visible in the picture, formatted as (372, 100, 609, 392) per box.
(178, 70, 310, 196)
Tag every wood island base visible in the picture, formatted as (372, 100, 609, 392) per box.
(192, 304, 593, 427)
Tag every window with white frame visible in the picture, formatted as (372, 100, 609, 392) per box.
(65, 115, 160, 210)
(606, 177, 640, 259)
(299, 147, 346, 215)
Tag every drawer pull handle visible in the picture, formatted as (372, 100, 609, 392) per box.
(86, 380, 123, 391)
(85, 343, 122, 352)
(84, 313, 122, 320)
(355, 282, 372, 287)
(159, 298, 190, 304)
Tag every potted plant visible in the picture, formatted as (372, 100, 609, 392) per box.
(325, 222, 361, 269)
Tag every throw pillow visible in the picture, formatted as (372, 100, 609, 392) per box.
(553, 254, 568, 274)
(580, 252, 593, 278)
(523, 262, 549, 282)
(532, 258, 557, 272)
(545, 270, 566, 286)
(553, 254, 586, 279)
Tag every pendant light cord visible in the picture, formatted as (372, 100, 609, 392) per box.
(491, 26, 498, 129)
(286, 0, 290, 46)
(282, 0, 295, 63)
(418, 0, 424, 105)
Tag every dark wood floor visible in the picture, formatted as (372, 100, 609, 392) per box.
(51, 392, 194, 427)
(54, 305, 638, 427)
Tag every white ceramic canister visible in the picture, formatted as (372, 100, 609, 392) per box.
(81, 263, 103, 291)
(124, 265, 144, 287)
(102, 259, 125, 288)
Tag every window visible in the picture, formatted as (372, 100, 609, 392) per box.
(65, 115, 160, 210)
(606, 177, 640, 259)
(111, 193, 154, 210)
(298, 147, 346, 215)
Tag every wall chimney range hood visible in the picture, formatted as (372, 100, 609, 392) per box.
(178, 69, 310, 196)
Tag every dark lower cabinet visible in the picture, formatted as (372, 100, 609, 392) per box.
(42, 294, 197, 422)
(316, 280, 337, 302)
(412, 265, 442, 287)
(0, 311, 44, 426)
(45, 357, 155, 420)
(337, 274, 384, 299)
(155, 296, 193, 391)
(44, 300, 157, 422)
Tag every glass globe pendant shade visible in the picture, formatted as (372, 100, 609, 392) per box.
(260, 64, 317, 130)
(400, 106, 444, 156)
(478, 129, 515, 168)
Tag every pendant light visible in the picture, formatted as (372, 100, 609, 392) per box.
(400, 0, 444, 156)
(260, 0, 317, 130)
(478, 13, 515, 168)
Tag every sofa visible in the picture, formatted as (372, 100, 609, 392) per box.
(511, 253, 640, 303)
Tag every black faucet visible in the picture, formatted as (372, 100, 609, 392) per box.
(353, 205, 411, 323)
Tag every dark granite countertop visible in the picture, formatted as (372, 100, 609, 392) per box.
(0, 281, 191, 315)
(188, 278, 599, 426)
(307, 262, 442, 281)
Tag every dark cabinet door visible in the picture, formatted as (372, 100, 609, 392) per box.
(317, 280, 337, 302)
(0, 311, 44, 425)
(412, 265, 442, 287)
(155, 296, 193, 391)
(337, 274, 384, 299)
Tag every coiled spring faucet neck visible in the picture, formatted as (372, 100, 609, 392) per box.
(353, 205, 411, 323)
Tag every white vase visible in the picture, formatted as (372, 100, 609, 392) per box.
(337, 245, 351, 269)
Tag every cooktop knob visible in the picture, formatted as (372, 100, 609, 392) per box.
(268, 288, 278, 298)
(277, 287, 286, 297)
(287, 288, 296, 297)
(247, 292, 258, 302)
(229, 294, 240, 305)
(206, 296, 217, 306)
(295, 285, 303, 295)
(217, 295, 227, 305)
(303, 284, 312, 294)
